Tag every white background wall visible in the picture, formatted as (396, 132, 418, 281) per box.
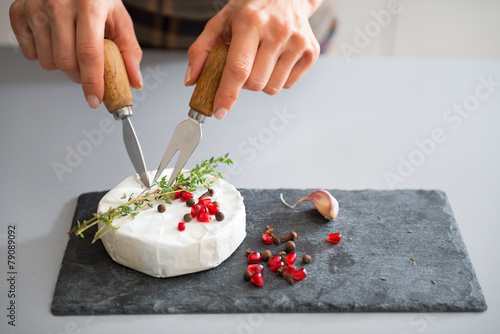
(2, 0, 500, 58)
(331, 0, 500, 58)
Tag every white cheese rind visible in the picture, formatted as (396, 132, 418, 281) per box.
(97, 169, 246, 278)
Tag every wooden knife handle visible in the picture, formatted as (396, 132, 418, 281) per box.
(189, 44, 229, 117)
(103, 39, 133, 113)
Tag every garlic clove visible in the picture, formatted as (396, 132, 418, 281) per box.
(280, 190, 339, 220)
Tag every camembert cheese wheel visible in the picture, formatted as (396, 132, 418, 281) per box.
(98, 169, 246, 277)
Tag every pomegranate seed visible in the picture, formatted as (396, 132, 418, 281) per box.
(286, 252, 297, 265)
(190, 204, 201, 217)
(267, 255, 281, 266)
(198, 198, 212, 206)
(292, 268, 307, 281)
(198, 205, 208, 214)
(261, 232, 274, 245)
(206, 203, 219, 215)
(250, 272, 264, 287)
(270, 261, 285, 272)
(247, 264, 264, 273)
(247, 252, 262, 264)
(178, 222, 185, 231)
(327, 233, 342, 244)
(181, 191, 193, 201)
(174, 190, 184, 199)
(197, 212, 211, 222)
(285, 265, 297, 274)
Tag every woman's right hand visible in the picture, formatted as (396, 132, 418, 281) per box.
(9, 0, 143, 109)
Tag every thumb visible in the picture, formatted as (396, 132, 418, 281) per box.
(106, 5, 143, 90)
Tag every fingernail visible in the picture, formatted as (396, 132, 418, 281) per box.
(138, 70, 144, 90)
(184, 64, 191, 86)
(214, 107, 228, 120)
(86, 95, 100, 109)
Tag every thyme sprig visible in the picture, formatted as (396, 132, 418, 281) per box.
(69, 154, 233, 243)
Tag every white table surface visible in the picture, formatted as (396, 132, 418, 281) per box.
(1, 46, 499, 334)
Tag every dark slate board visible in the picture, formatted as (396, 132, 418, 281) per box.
(51, 189, 486, 315)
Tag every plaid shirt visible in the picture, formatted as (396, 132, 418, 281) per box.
(123, 0, 336, 52)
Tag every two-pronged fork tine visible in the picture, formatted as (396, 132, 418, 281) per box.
(152, 111, 204, 186)
(152, 44, 229, 186)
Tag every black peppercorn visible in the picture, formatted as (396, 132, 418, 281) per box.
(261, 250, 272, 261)
(157, 204, 166, 213)
(215, 211, 225, 221)
(285, 241, 296, 252)
(302, 254, 312, 264)
(183, 213, 193, 222)
(186, 198, 195, 207)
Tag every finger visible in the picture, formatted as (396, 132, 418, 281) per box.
(243, 40, 280, 92)
(9, 2, 37, 60)
(185, 17, 226, 86)
(51, 11, 80, 83)
(262, 51, 300, 95)
(29, 12, 56, 71)
(283, 51, 316, 89)
(76, 5, 106, 109)
(284, 40, 319, 89)
(106, 4, 143, 89)
(212, 26, 259, 119)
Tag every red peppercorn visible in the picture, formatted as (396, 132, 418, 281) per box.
(327, 233, 342, 244)
(261, 232, 274, 245)
(247, 252, 262, 264)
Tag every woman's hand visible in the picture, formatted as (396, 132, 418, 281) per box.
(9, 0, 143, 109)
(186, 0, 322, 119)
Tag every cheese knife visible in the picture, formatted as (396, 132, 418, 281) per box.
(102, 39, 150, 187)
(152, 44, 229, 186)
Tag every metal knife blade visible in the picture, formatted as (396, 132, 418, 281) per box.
(122, 116, 149, 187)
(152, 44, 229, 185)
(103, 39, 150, 187)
